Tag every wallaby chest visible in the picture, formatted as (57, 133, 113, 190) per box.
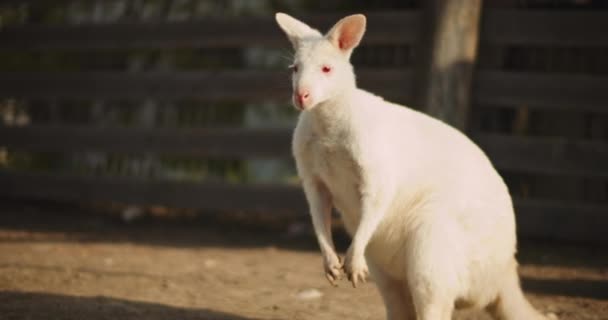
(302, 130, 363, 232)
(312, 137, 357, 181)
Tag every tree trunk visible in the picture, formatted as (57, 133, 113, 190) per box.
(415, 0, 483, 131)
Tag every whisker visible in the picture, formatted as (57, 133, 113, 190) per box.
(277, 47, 295, 65)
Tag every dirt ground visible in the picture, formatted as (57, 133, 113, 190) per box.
(0, 203, 607, 320)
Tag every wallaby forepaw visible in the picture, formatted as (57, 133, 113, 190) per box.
(345, 265, 369, 288)
(343, 248, 369, 288)
(323, 252, 343, 286)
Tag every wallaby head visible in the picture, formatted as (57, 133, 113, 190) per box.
(275, 13, 366, 111)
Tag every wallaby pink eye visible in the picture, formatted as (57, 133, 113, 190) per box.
(290, 64, 299, 73)
(322, 65, 332, 73)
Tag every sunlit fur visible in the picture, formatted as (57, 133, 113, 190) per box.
(276, 12, 549, 320)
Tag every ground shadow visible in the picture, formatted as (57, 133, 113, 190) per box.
(0, 290, 260, 320)
(1, 202, 608, 305)
(0, 199, 321, 251)
(0, 200, 606, 269)
(522, 277, 608, 300)
(517, 241, 608, 269)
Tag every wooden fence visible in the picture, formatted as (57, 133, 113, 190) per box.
(0, 1, 607, 243)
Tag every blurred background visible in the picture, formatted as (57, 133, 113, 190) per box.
(0, 0, 606, 242)
(0, 1, 606, 319)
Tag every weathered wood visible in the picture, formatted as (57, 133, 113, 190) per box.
(3, 126, 607, 178)
(0, 170, 307, 213)
(416, 0, 483, 130)
(514, 198, 608, 244)
(0, 69, 414, 103)
(3, 70, 605, 112)
(0, 126, 293, 158)
(475, 71, 608, 113)
(0, 12, 420, 50)
(0, 71, 289, 101)
(475, 134, 608, 178)
(1, 9, 606, 49)
(482, 10, 608, 46)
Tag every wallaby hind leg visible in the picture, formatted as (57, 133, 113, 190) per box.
(486, 260, 548, 320)
(368, 261, 416, 320)
(411, 296, 453, 320)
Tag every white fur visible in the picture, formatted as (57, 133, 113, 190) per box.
(276, 13, 548, 320)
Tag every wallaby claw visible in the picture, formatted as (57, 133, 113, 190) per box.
(323, 253, 344, 286)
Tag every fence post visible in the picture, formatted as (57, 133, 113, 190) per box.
(415, 0, 483, 130)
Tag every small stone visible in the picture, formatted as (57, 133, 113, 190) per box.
(285, 222, 310, 237)
(103, 257, 114, 266)
(204, 259, 218, 269)
(546, 304, 560, 313)
(122, 206, 144, 222)
(295, 288, 323, 300)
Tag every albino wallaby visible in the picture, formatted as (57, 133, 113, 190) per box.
(275, 12, 548, 320)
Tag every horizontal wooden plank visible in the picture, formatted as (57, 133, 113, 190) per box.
(0, 12, 420, 50)
(0, 170, 605, 243)
(475, 71, 608, 113)
(0, 170, 307, 213)
(2, 126, 607, 178)
(1, 70, 604, 113)
(475, 134, 608, 178)
(0, 126, 293, 157)
(0, 69, 414, 102)
(0, 70, 289, 101)
(482, 9, 608, 46)
(1, 9, 606, 49)
(514, 198, 608, 244)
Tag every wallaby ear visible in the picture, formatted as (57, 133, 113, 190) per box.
(275, 13, 322, 49)
(326, 14, 366, 55)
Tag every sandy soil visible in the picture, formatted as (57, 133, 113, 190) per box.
(0, 204, 606, 320)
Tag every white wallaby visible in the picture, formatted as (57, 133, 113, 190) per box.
(275, 12, 549, 320)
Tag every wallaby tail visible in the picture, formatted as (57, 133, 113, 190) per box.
(486, 260, 551, 320)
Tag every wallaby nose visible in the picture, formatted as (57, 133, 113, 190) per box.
(296, 90, 310, 106)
